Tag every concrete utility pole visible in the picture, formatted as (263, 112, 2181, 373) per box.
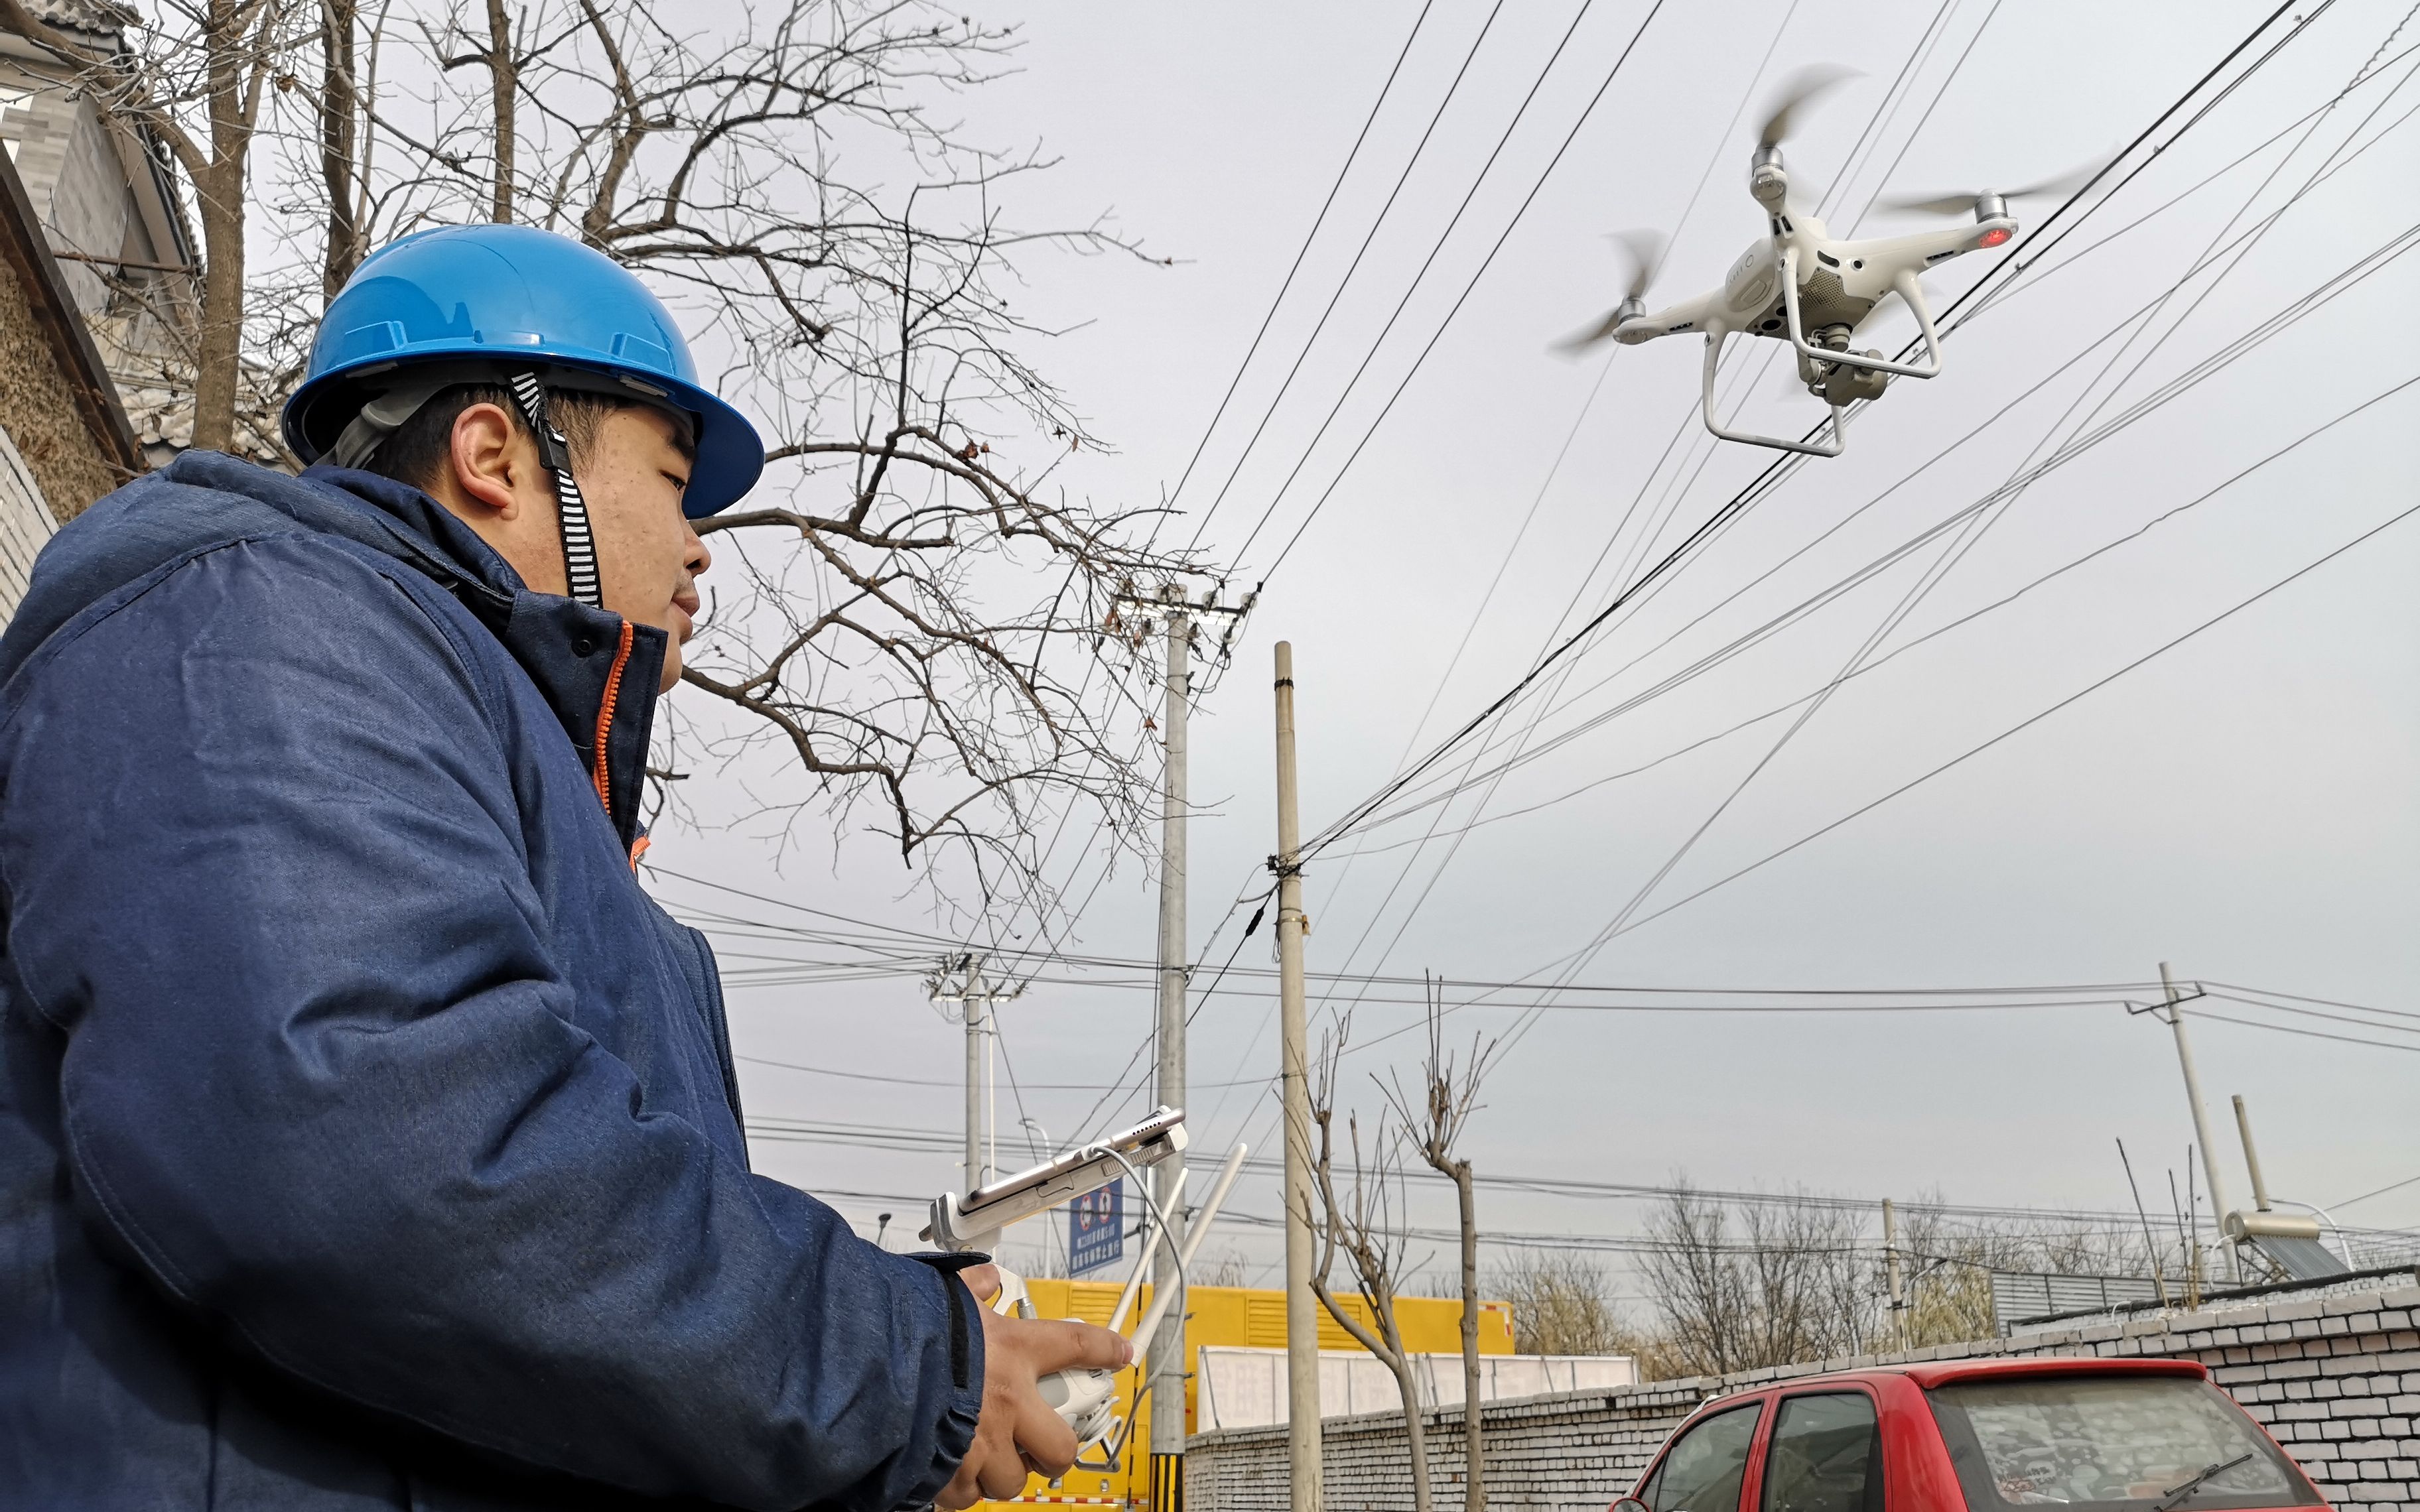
(928, 956, 1020, 1193)
(1883, 1198, 1906, 1352)
(1272, 641, 1321, 1512)
(961, 958, 984, 1188)
(1152, 588, 1191, 1491)
(2231, 1094, 2274, 1213)
(2157, 962, 2240, 1282)
(1116, 584, 1247, 1499)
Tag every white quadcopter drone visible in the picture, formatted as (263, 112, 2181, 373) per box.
(1564, 65, 2096, 458)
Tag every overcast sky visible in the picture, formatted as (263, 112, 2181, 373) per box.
(643, 0, 2420, 1298)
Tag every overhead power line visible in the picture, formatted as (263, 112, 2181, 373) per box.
(1400, 94, 2411, 985)
(1343, 220, 2420, 848)
(741, 1113, 2420, 1245)
(1229, 11, 2362, 1088)
(2202, 993, 2420, 1039)
(1170, 0, 1442, 543)
(1191, 0, 1512, 550)
(1347, 214, 2420, 947)
(2333, 1171, 2420, 1212)
(1239, 0, 1673, 575)
(1601, 485, 2420, 942)
(2187, 1010, 2420, 1058)
(1326, 360, 2420, 860)
(2206, 980, 2420, 1024)
(1300, 0, 2309, 862)
(1251, 8, 1995, 1160)
(655, 878, 2420, 1042)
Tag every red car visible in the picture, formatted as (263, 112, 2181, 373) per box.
(1613, 1359, 2325, 1512)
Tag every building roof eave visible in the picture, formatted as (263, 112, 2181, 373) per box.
(0, 139, 145, 481)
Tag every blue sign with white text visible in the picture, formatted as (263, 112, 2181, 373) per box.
(1069, 1178, 1124, 1276)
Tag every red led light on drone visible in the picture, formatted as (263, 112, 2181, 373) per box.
(1976, 226, 2013, 248)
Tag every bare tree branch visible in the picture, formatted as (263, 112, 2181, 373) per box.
(1310, 1011, 1436, 1512)
(150, 0, 1217, 926)
(1383, 974, 1497, 1512)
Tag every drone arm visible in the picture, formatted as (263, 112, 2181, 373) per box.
(1889, 266, 1942, 367)
(1700, 322, 1848, 458)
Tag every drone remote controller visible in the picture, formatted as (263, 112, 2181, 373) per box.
(982, 1261, 1133, 1450)
(1037, 1359, 1120, 1446)
(924, 1110, 1248, 1454)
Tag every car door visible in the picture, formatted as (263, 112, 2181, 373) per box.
(1761, 1389, 1886, 1512)
(1641, 1400, 1769, 1512)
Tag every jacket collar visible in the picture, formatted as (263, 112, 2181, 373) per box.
(300, 464, 664, 851)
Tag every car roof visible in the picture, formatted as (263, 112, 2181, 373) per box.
(1889, 1357, 2207, 1389)
(1698, 1355, 2208, 1403)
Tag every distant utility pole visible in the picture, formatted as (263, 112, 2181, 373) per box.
(1115, 580, 1249, 1499)
(1272, 641, 1321, 1512)
(927, 954, 1022, 1192)
(1882, 1198, 1906, 1351)
(2134, 962, 2238, 1282)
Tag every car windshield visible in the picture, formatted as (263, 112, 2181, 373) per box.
(1927, 1375, 2316, 1512)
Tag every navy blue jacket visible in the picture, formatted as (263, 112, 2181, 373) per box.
(0, 452, 981, 1509)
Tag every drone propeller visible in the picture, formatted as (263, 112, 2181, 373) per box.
(1607, 227, 1668, 303)
(1878, 154, 2113, 217)
(1757, 63, 1857, 149)
(1556, 228, 1668, 352)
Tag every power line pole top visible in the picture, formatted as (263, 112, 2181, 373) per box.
(1112, 581, 1257, 662)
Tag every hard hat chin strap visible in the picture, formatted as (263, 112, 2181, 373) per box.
(507, 372, 604, 609)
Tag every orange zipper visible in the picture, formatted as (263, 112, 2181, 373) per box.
(592, 619, 634, 817)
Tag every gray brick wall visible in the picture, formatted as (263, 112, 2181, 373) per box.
(1187, 1283, 2420, 1512)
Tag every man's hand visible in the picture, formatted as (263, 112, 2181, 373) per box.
(937, 1264, 1133, 1510)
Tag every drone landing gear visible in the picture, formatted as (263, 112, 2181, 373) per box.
(1783, 254, 1943, 382)
(1700, 322, 1848, 458)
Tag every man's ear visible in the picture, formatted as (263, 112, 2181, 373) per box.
(448, 402, 530, 519)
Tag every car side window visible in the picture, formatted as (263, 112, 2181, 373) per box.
(1763, 1393, 1883, 1512)
(1651, 1403, 1766, 1512)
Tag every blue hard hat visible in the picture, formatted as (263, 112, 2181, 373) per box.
(283, 224, 764, 517)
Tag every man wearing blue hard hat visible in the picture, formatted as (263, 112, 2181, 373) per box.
(0, 223, 1125, 1509)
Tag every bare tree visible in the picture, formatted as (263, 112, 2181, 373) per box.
(314, 0, 368, 298)
(1636, 1184, 2153, 1371)
(1491, 1249, 1617, 1356)
(1638, 1180, 1878, 1377)
(1193, 1247, 1250, 1289)
(1489, 1249, 1689, 1380)
(1383, 975, 1496, 1512)
(1893, 1198, 2144, 1347)
(11, 0, 1221, 922)
(1308, 1013, 1434, 1512)
(337, 0, 1208, 920)
(1, 0, 304, 452)
(438, 0, 513, 221)
(5, 0, 1219, 920)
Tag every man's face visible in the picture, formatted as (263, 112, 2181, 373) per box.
(581, 406, 710, 694)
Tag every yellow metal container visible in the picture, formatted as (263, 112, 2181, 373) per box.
(978, 1281, 1514, 1509)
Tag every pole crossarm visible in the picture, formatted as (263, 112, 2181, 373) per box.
(1113, 582, 1258, 663)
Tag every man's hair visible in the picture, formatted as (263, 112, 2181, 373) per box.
(364, 382, 695, 492)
